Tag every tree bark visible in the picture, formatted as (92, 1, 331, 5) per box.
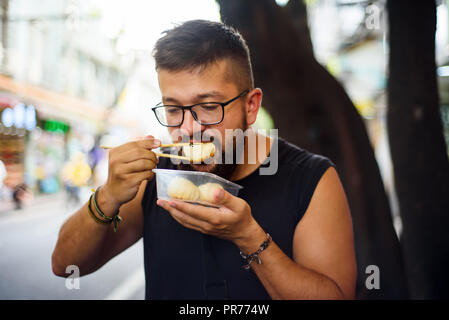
(387, 0, 449, 299)
(217, 0, 408, 299)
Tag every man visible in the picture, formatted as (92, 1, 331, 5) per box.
(52, 20, 357, 299)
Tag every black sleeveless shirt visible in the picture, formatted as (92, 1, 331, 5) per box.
(141, 138, 334, 300)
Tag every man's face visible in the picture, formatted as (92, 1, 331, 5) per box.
(157, 59, 248, 178)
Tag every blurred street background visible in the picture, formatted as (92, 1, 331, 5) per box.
(0, 0, 448, 299)
(0, 195, 145, 299)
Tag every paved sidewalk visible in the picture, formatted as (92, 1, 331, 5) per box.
(0, 192, 65, 216)
(0, 191, 145, 299)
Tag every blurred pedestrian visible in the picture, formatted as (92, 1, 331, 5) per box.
(61, 152, 92, 205)
(0, 159, 6, 200)
(12, 183, 31, 210)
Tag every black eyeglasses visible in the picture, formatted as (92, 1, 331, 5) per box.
(152, 89, 249, 127)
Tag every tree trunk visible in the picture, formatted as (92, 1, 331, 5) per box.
(217, 0, 408, 299)
(387, 0, 449, 299)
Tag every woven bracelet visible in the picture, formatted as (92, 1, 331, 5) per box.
(92, 187, 114, 221)
(87, 194, 110, 225)
(91, 187, 122, 232)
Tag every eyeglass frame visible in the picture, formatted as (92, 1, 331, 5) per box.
(151, 89, 250, 127)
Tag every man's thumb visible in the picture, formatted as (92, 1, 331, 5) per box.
(214, 188, 240, 210)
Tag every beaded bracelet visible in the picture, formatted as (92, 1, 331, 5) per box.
(239, 233, 272, 271)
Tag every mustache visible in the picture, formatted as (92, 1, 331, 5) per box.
(170, 127, 217, 141)
(176, 131, 216, 143)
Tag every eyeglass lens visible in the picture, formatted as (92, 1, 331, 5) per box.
(155, 103, 223, 126)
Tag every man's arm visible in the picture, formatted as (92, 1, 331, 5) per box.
(157, 166, 357, 299)
(52, 137, 160, 277)
(52, 182, 146, 277)
(236, 166, 357, 299)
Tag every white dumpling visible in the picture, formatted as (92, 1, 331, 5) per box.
(167, 177, 200, 201)
(182, 143, 215, 162)
(198, 183, 224, 203)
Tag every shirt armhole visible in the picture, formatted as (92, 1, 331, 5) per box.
(141, 179, 156, 218)
(297, 156, 335, 221)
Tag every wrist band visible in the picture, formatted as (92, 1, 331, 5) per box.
(239, 233, 272, 271)
(88, 187, 122, 232)
(92, 187, 115, 221)
(87, 194, 110, 225)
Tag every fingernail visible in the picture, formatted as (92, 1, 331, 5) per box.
(215, 189, 224, 201)
(154, 139, 161, 146)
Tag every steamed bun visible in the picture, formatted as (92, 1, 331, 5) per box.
(198, 183, 224, 203)
(182, 143, 215, 162)
(167, 177, 200, 201)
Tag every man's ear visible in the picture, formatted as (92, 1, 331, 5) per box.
(245, 88, 263, 126)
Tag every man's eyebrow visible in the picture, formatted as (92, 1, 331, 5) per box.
(195, 91, 225, 100)
(162, 96, 181, 105)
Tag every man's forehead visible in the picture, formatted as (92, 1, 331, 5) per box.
(162, 90, 227, 104)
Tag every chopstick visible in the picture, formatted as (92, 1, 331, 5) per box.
(160, 142, 192, 148)
(101, 142, 203, 149)
(153, 152, 190, 161)
(100, 145, 190, 161)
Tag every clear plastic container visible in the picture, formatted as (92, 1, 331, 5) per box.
(152, 168, 243, 207)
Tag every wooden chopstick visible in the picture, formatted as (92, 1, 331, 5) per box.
(101, 142, 204, 149)
(100, 146, 190, 161)
(160, 142, 191, 148)
(153, 152, 190, 161)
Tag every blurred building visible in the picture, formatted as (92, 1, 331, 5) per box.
(0, 0, 150, 202)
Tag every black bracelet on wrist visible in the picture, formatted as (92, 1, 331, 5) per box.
(239, 233, 272, 271)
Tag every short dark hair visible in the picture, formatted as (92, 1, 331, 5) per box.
(153, 20, 254, 90)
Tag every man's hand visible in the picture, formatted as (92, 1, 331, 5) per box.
(101, 135, 160, 216)
(156, 189, 262, 247)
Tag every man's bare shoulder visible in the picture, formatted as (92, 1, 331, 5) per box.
(293, 166, 357, 299)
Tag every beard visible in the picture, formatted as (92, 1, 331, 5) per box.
(176, 116, 247, 181)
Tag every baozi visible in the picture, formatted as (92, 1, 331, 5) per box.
(198, 183, 224, 203)
(167, 177, 200, 201)
(182, 142, 215, 162)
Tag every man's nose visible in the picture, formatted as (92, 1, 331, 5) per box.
(179, 109, 203, 137)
